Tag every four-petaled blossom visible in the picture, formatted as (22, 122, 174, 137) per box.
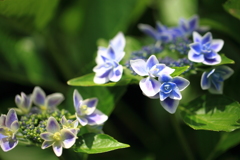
(156, 74, 190, 114)
(40, 117, 77, 157)
(130, 55, 175, 97)
(93, 32, 125, 84)
(73, 90, 108, 126)
(188, 32, 223, 65)
(201, 65, 234, 94)
(32, 86, 64, 112)
(0, 109, 19, 152)
(14, 92, 32, 115)
(60, 116, 79, 135)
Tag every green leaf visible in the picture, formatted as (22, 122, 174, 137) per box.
(224, 0, 240, 20)
(180, 94, 240, 132)
(0, 0, 59, 29)
(218, 54, 235, 65)
(171, 66, 189, 77)
(74, 133, 130, 154)
(67, 73, 139, 87)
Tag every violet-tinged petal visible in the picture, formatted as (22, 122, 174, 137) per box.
(146, 55, 159, 71)
(188, 50, 204, 63)
(189, 43, 201, 53)
(149, 64, 166, 77)
(0, 115, 6, 127)
(160, 97, 179, 114)
(108, 64, 123, 82)
(208, 82, 223, 94)
(201, 32, 212, 45)
(0, 132, 8, 139)
(81, 98, 98, 115)
(95, 47, 108, 64)
(203, 54, 221, 65)
(21, 92, 31, 109)
(15, 95, 21, 107)
(110, 32, 125, 52)
(1, 137, 18, 152)
(61, 129, 76, 149)
(60, 116, 68, 126)
(217, 66, 234, 80)
(40, 132, 54, 141)
(76, 114, 88, 126)
(73, 90, 82, 114)
(10, 121, 19, 133)
(193, 32, 202, 43)
(6, 109, 18, 128)
(172, 77, 190, 91)
(53, 141, 63, 157)
(158, 74, 172, 83)
(86, 109, 108, 126)
(139, 77, 161, 97)
(138, 24, 158, 40)
(169, 88, 182, 100)
(32, 86, 46, 106)
(130, 59, 148, 76)
(211, 39, 224, 52)
(204, 51, 218, 59)
(46, 93, 64, 108)
(41, 141, 54, 149)
(156, 21, 167, 32)
(159, 91, 170, 101)
(201, 72, 211, 90)
(211, 78, 222, 91)
(70, 129, 79, 135)
(189, 15, 198, 31)
(106, 46, 116, 60)
(47, 117, 60, 133)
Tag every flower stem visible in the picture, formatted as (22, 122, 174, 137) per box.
(170, 114, 195, 160)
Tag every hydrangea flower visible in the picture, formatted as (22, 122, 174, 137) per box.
(93, 32, 125, 84)
(73, 90, 108, 126)
(60, 116, 79, 135)
(32, 86, 64, 112)
(130, 55, 175, 97)
(0, 109, 19, 152)
(201, 65, 234, 94)
(40, 117, 77, 157)
(188, 32, 223, 65)
(14, 92, 32, 115)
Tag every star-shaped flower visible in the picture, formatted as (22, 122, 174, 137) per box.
(130, 55, 175, 97)
(188, 32, 223, 65)
(32, 86, 64, 112)
(0, 109, 19, 152)
(93, 32, 125, 84)
(73, 90, 108, 126)
(60, 116, 79, 135)
(40, 117, 77, 157)
(201, 65, 234, 94)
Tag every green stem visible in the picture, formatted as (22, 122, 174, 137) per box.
(170, 114, 195, 160)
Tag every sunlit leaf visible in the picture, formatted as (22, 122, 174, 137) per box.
(171, 66, 189, 77)
(218, 53, 235, 65)
(74, 133, 129, 154)
(180, 94, 240, 132)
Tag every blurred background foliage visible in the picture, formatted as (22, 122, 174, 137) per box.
(1, 0, 240, 159)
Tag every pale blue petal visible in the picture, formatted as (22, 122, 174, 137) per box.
(47, 117, 60, 133)
(193, 32, 202, 43)
(61, 129, 76, 149)
(158, 74, 172, 83)
(201, 72, 211, 90)
(138, 24, 158, 40)
(40, 132, 53, 141)
(6, 109, 18, 128)
(46, 93, 64, 109)
(86, 109, 108, 125)
(188, 50, 204, 63)
(15, 95, 21, 107)
(60, 116, 68, 126)
(76, 114, 88, 126)
(110, 32, 125, 52)
(32, 86, 46, 106)
(1, 137, 18, 152)
(93, 74, 110, 84)
(172, 77, 190, 91)
(189, 43, 201, 53)
(156, 21, 167, 32)
(203, 53, 221, 65)
(211, 40, 224, 52)
(201, 32, 212, 45)
(95, 47, 108, 64)
(130, 59, 148, 76)
(204, 51, 218, 59)
(73, 90, 82, 114)
(0, 115, 6, 127)
(149, 64, 166, 77)
(139, 77, 161, 97)
(81, 98, 98, 115)
(53, 141, 63, 157)
(159, 91, 170, 101)
(211, 78, 223, 92)
(216, 65, 234, 80)
(160, 97, 179, 114)
(169, 88, 182, 100)
(109, 64, 123, 82)
(21, 93, 31, 109)
(209, 82, 223, 94)
(41, 141, 54, 149)
(188, 15, 198, 31)
(146, 55, 159, 72)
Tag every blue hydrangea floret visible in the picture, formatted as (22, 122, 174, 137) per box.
(188, 32, 223, 65)
(201, 65, 234, 94)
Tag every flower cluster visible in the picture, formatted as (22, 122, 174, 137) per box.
(0, 86, 108, 157)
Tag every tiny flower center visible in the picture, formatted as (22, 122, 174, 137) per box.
(202, 45, 211, 53)
(81, 105, 90, 114)
(164, 84, 171, 91)
(4, 129, 13, 137)
(53, 132, 61, 141)
(40, 105, 47, 111)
